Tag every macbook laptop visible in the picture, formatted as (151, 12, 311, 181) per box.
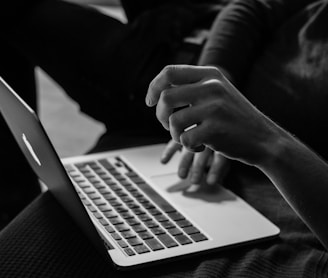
(0, 77, 279, 270)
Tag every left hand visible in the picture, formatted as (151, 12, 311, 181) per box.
(161, 140, 230, 185)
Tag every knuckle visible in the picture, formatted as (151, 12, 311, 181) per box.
(207, 66, 224, 79)
(180, 133, 194, 150)
(162, 65, 177, 81)
(204, 79, 223, 94)
(169, 113, 180, 128)
(160, 89, 172, 106)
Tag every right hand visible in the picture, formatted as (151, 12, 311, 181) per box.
(146, 65, 281, 167)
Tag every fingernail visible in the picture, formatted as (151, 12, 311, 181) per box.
(146, 97, 153, 107)
(178, 168, 187, 178)
(207, 174, 217, 185)
(160, 155, 168, 164)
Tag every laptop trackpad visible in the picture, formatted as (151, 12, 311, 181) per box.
(150, 174, 237, 209)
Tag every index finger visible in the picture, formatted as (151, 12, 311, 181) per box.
(145, 65, 220, 107)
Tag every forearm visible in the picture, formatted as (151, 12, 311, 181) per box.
(199, 0, 313, 85)
(258, 127, 328, 250)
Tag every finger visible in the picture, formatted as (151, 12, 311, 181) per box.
(156, 84, 201, 130)
(206, 153, 231, 185)
(169, 104, 205, 144)
(190, 148, 212, 184)
(178, 149, 194, 179)
(161, 140, 182, 164)
(146, 65, 220, 107)
(180, 122, 207, 152)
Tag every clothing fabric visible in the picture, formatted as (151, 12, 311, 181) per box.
(199, 0, 328, 158)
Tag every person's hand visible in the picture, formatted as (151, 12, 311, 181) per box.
(146, 65, 280, 166)
(161, 140, 230, 185)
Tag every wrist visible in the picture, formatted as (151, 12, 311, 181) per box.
(256, 124, 297, 173)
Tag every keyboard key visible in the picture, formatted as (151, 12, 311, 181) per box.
(190, 233, 208, 242)
(127, 203, 140, 209)
(154, 214, 169, 222)
(148, 208, 161, 216)
(145, 238, 164, 251)
(130, 192, 143, 198)
(167, 227, 183, 236)
(108, 200, 122, 207)
(131, 208, 145, 215)
(176, 220, 192, 228)
(115, 224, 130, 232)
(99, 188, 111, 194)
(98, 159, 115, 170)
(94, 184, 106, 190)
(161, 221, 176, 229)
(119, 212, 134, 219)
(127, 237, 143, 246)
(124, 248, 135, 256)
(87, 206, 97, 212)
(111, 232, 122, 241)
(167, 212, 185, 221)
(121, 230, 137, 239)
(129, 177, 145, 184)
(117, 240, 129, 248)
(138, 214, 152, 222)
(116, 192, 128, 198)
(175, 235, 192, 245)
(88, 193, 101, 200)
(109, 217, 124, 225)
(138, 231, 154, 240)
(94, 199, 106, 206)
(120, 197, 134, 203)
(158, 234, 179, 248)
(132, 224, 147, 233)
(144, 221, 159, 229)
(120, 180, 133, 187)
(99, 219, 109, 226)
(150, 227, 166, 235)
(124, 185, 137, 192)
(183, 226, 200, 235)
(105, 225, 115, 233)
(134, 244, 150, 254)
(103, 211, 117, 218)
(82, 187, 95, 194)
(93, 212, 103, 219)
(136, 197, 149, 204)
(115, 207, 128, 213)
(83, 200, 92, 207)
(126, 218, 141, 226)
(103, 193, 116, 201)
(98, 205, 111, 212)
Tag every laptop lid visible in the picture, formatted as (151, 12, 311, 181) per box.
(0, 77, 109, 258)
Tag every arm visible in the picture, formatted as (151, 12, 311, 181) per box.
(199, 0, 314, 85)
(146, 65, 328, 250)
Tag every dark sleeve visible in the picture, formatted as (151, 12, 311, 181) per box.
(120, 0, 192, 22)
(198, 0, 315, 85)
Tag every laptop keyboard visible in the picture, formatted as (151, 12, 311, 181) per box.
(65, 157, 208, 256)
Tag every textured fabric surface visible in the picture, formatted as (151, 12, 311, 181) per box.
(0, 167, 327, 278)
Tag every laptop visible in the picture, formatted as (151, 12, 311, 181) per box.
(0, 77, 279, 270)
